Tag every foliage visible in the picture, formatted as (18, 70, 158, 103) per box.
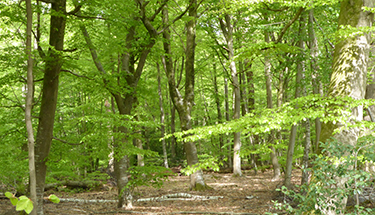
(169, 95, 375, 143)
(5, 192, 59, 214)
(275, 137, 375, 214)
(181, 154, 223, 175)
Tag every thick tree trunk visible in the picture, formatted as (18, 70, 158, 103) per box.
(365, 45, 375, 115)
(34, 1, 66, 214)
(25, 1, 37, 214)
(318, 0, 373, 214)
(264, 31, 281, 180)
(284, 15, 305, 189)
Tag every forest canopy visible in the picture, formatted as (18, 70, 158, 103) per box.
(0, 0, 374, 214)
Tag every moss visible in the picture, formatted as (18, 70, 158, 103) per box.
(192, 183, 213, 191)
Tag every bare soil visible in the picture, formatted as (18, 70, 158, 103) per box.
(0, 170, 302, 215)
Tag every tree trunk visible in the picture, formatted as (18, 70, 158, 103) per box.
(162, 3, 207, 189)
(157, 62, 169, 168)
(219, 14, 242, 177)
(284, 15, 305, 189)
(34, 1, 66, 214)
(211, 62, 224, 156)
(365, 45, 375, 115)
(308, 8, 323, 154)
(264, 31, 281, 180)
(81, 19, 156, 207)
(224, 78, 232, 168)
(170, 104, 177, 159)
(25, 0, 37, 214)
(318, 0, 373, 214)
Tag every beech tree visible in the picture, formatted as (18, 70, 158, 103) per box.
(34, 0, 67, 214)
(318, 0, 373, 213)
(25, 0, 37, 214)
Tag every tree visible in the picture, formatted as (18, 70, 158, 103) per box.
(25, 0, 37, 214)
(34, 0, 67, 214)
(219, 9, 242, 177)
(318, 0, 373, 213)
(162, 0, 209, 190)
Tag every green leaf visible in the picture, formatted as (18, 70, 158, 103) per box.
(4, 192, 13, 198)
(16, 196, 32, 213)
(48, 194, 60, 203)
(16, 196, 33, 213)
(5, 192, 18, 206)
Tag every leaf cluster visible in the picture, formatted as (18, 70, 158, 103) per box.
(169, 95, 375, 143)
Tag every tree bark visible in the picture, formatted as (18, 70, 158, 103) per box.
(170, 104, 177, 159)
(34, 1, 66, 214)
(318, 0, 373, 214)
(365, 45, 375, 115)
(25, 0, 37, 214)
(224, 78, 232, 168)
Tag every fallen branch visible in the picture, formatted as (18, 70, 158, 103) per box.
(58, 193, 223, 204)
(137, 193, 224, 202)
(92, 211, 284, 215)
(59, 198, 117, 203)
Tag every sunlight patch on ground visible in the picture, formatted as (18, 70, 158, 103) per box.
(207, 182, 238, 186)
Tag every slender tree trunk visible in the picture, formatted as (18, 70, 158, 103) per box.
(162, 3, 207, 189)
(220, 14, 242, 177)
(284, 15, 305, 189)
(157, 62, 169, 168)
(135, 137, 144, 167)
(318, 0, 373, 213)
(301, 119, 311, 185)
(25, 1, 37, 214)
(34, 1, 66, 214)
(170, 104, 177, 159)
(244, 60, 258, 174)
(224, 78, 232, 168)
(264, 31, 281, 180)
(211, 62, 224, 155)
(308, 9, 323, 154)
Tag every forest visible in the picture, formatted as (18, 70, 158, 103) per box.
(0, 0, 375, 214)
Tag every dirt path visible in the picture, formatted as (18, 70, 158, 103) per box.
(1, 170, 301, 214)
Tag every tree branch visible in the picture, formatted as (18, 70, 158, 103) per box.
(276, 7, 304, 44)
(157, 0, 203, 35)
(149, 0, 169, 21)
(71, 14, 106, 20)
(60, 69, 94, 80)
(67, 5, 82, 15)
(38, 0, 55, 3)
(52, 136, 84, 146)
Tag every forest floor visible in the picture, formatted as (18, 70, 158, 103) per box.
(0, 169, 302, 215)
